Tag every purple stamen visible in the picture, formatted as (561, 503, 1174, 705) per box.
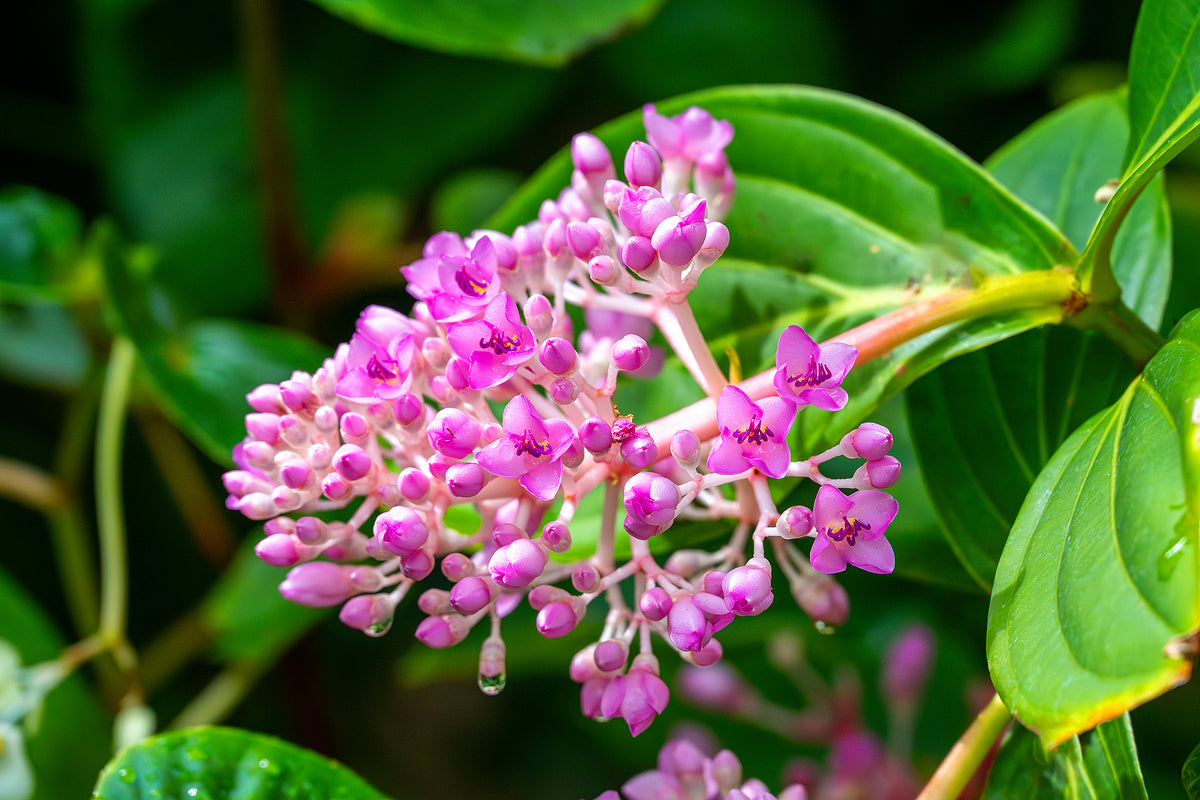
(514, 429, 551, 458)
(731, 417, 773, 446)
(478, 325, 523, 355)
(455, 268, 489, 298)
(826, 515, 870, 546)
(365, 354, 396, 381)
(786, 355, 831, 389)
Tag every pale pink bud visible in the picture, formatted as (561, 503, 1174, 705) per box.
(624, 140, 662, 187)
(415, 613, 473, 648)
(841, 422, 893, 460)
(489, 538, 547, 588)
(611, 334, 650, 371)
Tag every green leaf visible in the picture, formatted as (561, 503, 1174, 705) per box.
(202, 540, 327, 664)
(1184, 739, 1200, 798)
(984, 713, 1149, 799)
(1125, 0, 1200, 179)
(92, 727, 390, 800)
(0, 566, 110, 800)
(1082, 0, 1200, 297)
(987, 91, 1171, 329)
(986, 310, 1200, 747)
(0, 186, 81, 293)
(906, 328, 1134, 591)
(97, 225, 330, 464)
(491, 86, 1075, 457)
(906, 91, 1169, 590)
(304, 0, 666, 66)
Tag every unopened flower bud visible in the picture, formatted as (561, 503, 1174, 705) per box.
(440, 553, 474, 582)
(539, 337, 578, 374)
(417, 588, 453, 615)
(332, 444, 372, 481)
(537, 596, 587, 638)
(450, 576, 497, 615)
(374, 507, 429, 555)
(542, 520, 572, 552)
(524, 293, 553, 336)
(882, 623, 935, 708)
(339, 412, 371, 443)
(571, 133, 613, 179)
(777, 505, 813, 538)
(620, 236, 658, 273)
(394, 393, 424, 426)
(446, 462, 486, 498)
(489, 538, 547, 588)
(624, 140, 663, 187)
(611, 334, 650, 372)
(651, 199, 707, 267)
(339, 593, 396, 635)
(567, 221, 603, 260)
(572, 563, 600, 593)
(550, 377, 580, 406)
(279, 562, 356, 608)
(255, 533, 316, 567)
(854, 455, 901, 489)
(639, 586, 672, 621)
(415, 613, 473, 648)
(579, 417, 614, 453)
(623, 471, 680, 533)
(398, 467, 431, 503)
(671, 430, 701, 469)
(621, 430, 658, 469)
(593, 639, 628, 672)
(490, 521, 524, 548)
(722, 560, 774, 616)
(842, 422, 893, 460)
(793, 574, 850, 628)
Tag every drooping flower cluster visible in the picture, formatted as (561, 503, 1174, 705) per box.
(223, 104, 901, 737)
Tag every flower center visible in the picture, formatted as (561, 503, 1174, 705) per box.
(827, 515, 869, 546)
(732, 417, 773, 446)
(479, 325, 523, 355)
(366, 354, 397, 382)
(514, 429, 551, 458)
(455, 267, 490, 298)
(786, 355, 831, 389)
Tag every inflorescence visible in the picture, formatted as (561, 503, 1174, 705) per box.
(223, 104, 901, 737)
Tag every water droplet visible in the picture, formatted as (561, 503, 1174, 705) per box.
(119, 768, 136, 784)
(1158, 534, 1188, 581)
(477, 671, 506, 695)
(814, 620, 836, 635)
(258, 759, 270, 769)
(365, 620, 392, 638)
(187, 787, 199, 798)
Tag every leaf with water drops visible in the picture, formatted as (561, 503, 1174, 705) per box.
(987, 310, 1200, 747)
(1185, 739, 1200, 798)
(92, 726, 391, 800)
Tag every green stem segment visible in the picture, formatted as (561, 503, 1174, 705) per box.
(96, 337, 136, 662)
(917, 693, 1012, 800)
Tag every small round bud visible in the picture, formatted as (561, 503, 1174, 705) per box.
(611, 334, 650, 372)
(450, 576, 496, 615)
(777, 505, 813, 538)
(624, 140, 662, 188)
(440, 553, 475, 582)
(593, 639, 628, 672)
(489, 538, 547, 588)
(528, 585, 570, 610)
(398, 467, 431, 503)
(542, 521, 572, 553)
(842, 422, 893, 460)
(671, 430, 701, 469)
(572, 563, 600, 593)
(579, 417, 613, 453)
(621, 430, 658, 469)
(855, 455, 901, 489)
(639, 586, 672, 621)
(550, 377, 579, 405)
(446, 462, 486, 498)
(539, 337, 578, 375)
(415, 613, 473, 648)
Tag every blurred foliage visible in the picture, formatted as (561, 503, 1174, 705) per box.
(3, 0, 1199, 798)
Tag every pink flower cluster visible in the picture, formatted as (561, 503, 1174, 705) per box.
(223, 104, 901, 737)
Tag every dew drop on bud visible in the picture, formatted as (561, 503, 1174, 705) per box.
(365, 619, 392, 638)
(814, 620, 836, 635)
(478, 671, 507, 696)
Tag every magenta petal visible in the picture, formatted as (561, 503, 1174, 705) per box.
(804, 386, 849, 412)
(813, 484, 854, 530)
(477, 438, 522, 478)
(751, 443, 791, 479)
(777, 325, 819, 369)
(503, 395, 547, 439)
(468, 353, 516, 389)
(759, 396, 797, 437)
(546, 418, 577, 458)
(821, 341, 859, 380)
(446, 319, 491, 358)
(847, 489, 900, 535)
(845, 535, 895, 574)
(706, 437, 750, 475)
(520, 459, 562, 502)
(715, 385, 757, 432)
(809, 535, 848, 574)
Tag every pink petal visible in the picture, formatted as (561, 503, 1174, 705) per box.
(845, 535, 895, 574)
(821, 341, 858, 382)
(706, 436, 751, 475)
(502, 395, 547, 440)
(776, 325, 819, 370)
(802, 386, 849, 412)
(813, 484, 854, 530)
(847, 489, 899, 536)
(715, 385, 757, 432)
(759, 396, 797, 438)
(809, 534, 848, 574)
(520, 459, 562, 502)
(476, 437, 522, 478)
(751, 442, 791, 479)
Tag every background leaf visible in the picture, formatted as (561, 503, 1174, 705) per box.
(303, 0, 666, 66)
(92, 726, 390, 800)
(905, 90, 1169, 589)
(984, 713, 1149, 799)
(1185, 739, 1200, 798)
(0, 566, 110, 800)
(986, 310, 1200, 747)
(97, 225, 330, 464)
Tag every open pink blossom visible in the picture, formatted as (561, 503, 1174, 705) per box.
(809, 484, 897, 574)
(476, 394, 576, 501)
(773, 325, 857, 411)
(401, 235, 504, 323)
(446, 293, 535, 389)
(643, 105, 734, 162)
(707, 385, 796, 479)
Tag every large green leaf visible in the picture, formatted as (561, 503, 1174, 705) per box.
(304, 0, 665, 66)
(490, 86, 1075, 459)
(1083, 0, 1200, 295)
(97, 226, 329, 465)
(0, 566, 109, 800)
(92, 727, 390, 800)
(1185, 739, 1200, 798)
(984, 713, 1149, 799)
(987, 310, 1200, 747)
(1125, 0, 1200, 179)
(906, 90, 1170, 590)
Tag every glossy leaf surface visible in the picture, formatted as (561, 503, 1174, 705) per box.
(1185, 739, 1200, 798)
(97, 226, 329, 464)
(92, 727, 389, 800)
(305, 0, 665, 65)
(984, 714, 1148, 799)
(907, 91, 1168, 590)
(987, 311, 1200, 747)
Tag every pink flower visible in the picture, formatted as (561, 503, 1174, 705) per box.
(401, 235, 504, 323)
(476, 394, 576, 501)
(773, 325, 857, 411)
(446, 293, 535, 389)
(809, 485, 897, 574)
(335, 307, 418, 403)
(707, 385, 796, 479)
(643, 105, 734, 163)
